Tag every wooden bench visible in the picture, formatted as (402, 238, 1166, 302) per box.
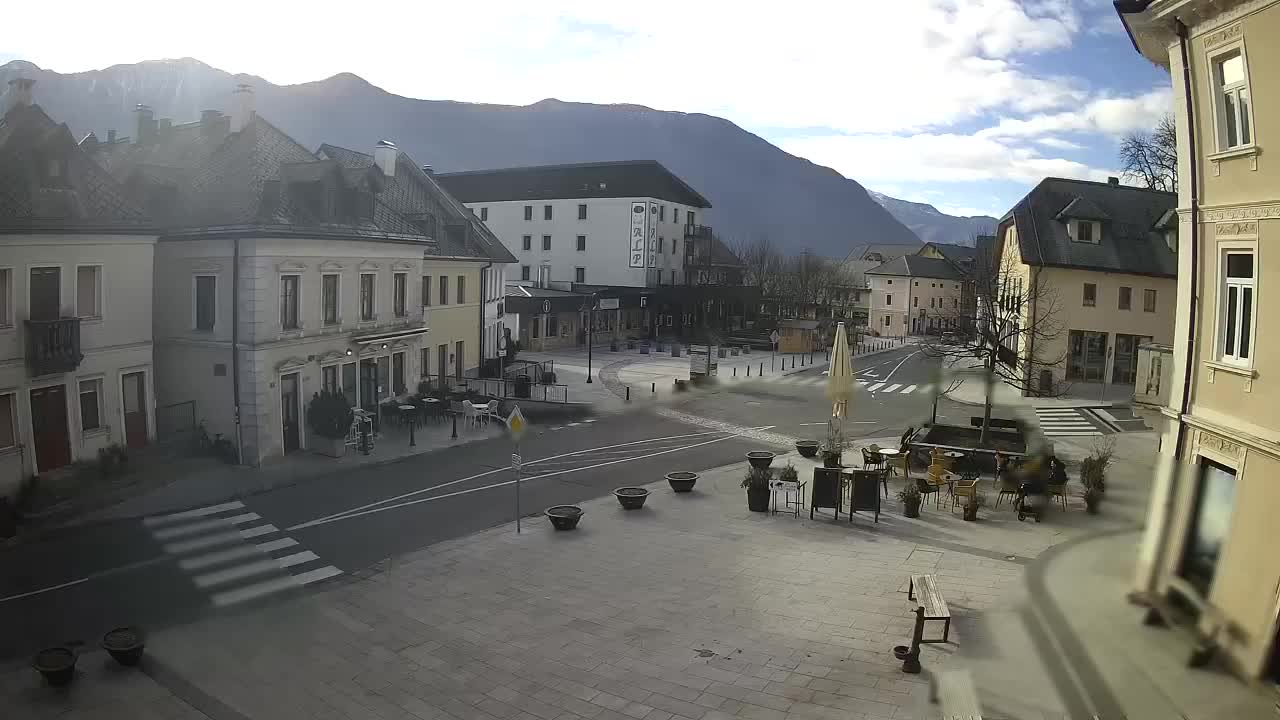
(908, 574, 952, 643)
(936, 669, 982, 720)
(1142, 577, 1226, 668)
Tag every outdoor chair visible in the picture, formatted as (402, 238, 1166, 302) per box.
(448, 400, 465, 426)
(462, 401, 482, 429)
(995, 473, 1020, 507)
(886, 452, 908, 477)
(483, 400, 500, 425)
(924, 465, 947, 507)
(861, 448, 884, 471)
(950, 478, 978, 513)
(930, 447, 955, 471)
(915, 476, 940, 508)
(1047, 480, 1070, 510)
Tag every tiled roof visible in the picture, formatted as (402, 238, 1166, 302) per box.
(0, 103, 149, 231)
(435, 160, 712, 209)
(1003, 178, 1176, 277)
(924, 242, 977, 265)
(843, 242, 922, 264)
(865, 255, 964, 280)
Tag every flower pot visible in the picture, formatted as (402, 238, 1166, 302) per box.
(892, 645, 921, 674)
(33, 647, 76, 686)
(903, 499, 921, 518)
(746, 451, 775, 469)
(963, 504, 978, 521)
(545, 505, 583, 530)
(610, 342, 619, 352)
(795, 440, 819, 458)
(822, 451, 842, 468)
(315, 435, 347, 458)
(614, 487, 650, 510)
(1085, 498, 1100, 515)
(666, 471, 698, 493)
(746, 486, 770, 512)
(102, 626, 145, 666)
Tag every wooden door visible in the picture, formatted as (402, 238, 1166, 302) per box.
(30, 385, 71, 471)
(121, 371, 149, 449)
(280, 372, 300, 453)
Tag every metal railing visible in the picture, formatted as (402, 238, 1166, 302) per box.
(25, 317, 82, 376)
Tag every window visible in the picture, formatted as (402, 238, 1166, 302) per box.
(321, 365, 338, 394)
(524, 205, 532, 221)
(658, 237, 664, 253)
(194, 275, 216, 330)
(670, 270, 676, 285)
(885, 294, 892, 305)
(1075, 221, 1096, 244)
(673, 209, 680, 224)
(0, 268, 10, 327)
(393, 352, 406, 395)
(1118, 286, 1132, 310)
(280, 275, 300, 329)
(479, 207, 488, 221)
(913, 297, 918, 307)
(457, 275, 465, 304)
(377, 356, 390, 399)
(522, 235, 532, 251)
(455, 341, 464, 380)
(0, 394, 14, 449)
(887, 279, 893, 285)
(420, 348, 430, 378)
(575, 267, 586, 283)
(393, 273, 407, 317)
(521, 265, 531, 281)
(320, 274, 339, 325)
(578, 204, 587, 220)
(930, 298, 935, 309)
(1213, 50, 1252, 150)
(953, 298, 958, 309)
(342, 363, 356, 406)
(360, 273, 375, 321)
(672, 239, 678, 255)
(439, 275, 449, 306)
(1221, 251, 1254, 363)
(1143, 289, 1157, 313)
(79, 379, 102, 431)
(576, 235, 586, 251)
(659, 205, 665, 221)
(1180, 459, 1237, 596)
(1083, 283, 1096, 307)
(421, 275, 432, 307)
(687, 212, 695, 226)
(544, 204, 553, 221)
(542, 235, 551, 251)
(77, 265, 101, 318)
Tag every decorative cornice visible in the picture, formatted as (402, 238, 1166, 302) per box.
(1192, 0, 1274, 38)
(191, 262, 222, 273)
(277, 260, 307, 273)
(1213, 221, 1259, 237)
(359, 260, 380, 271)
(391, 260, 416, 272)
(1203, 22, 1243, 49)
(319, 260, 345, 272)
(316, 350, 346, 364)
(275, 356, 309, 372)
(1201, 204, 1280, 222)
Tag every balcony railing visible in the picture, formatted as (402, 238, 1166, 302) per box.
(25, 317, 83, 376)
(684, 224, 714, 240)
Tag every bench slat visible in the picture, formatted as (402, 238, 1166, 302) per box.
(912, 574, 951, 619)
(938, 670, 982, 720)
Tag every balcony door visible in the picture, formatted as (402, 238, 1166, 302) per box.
(280, 372, 300, 454)
(30, 384, 71, 472)
(30, 267, 60, 320)
(121, 371, 149, 449)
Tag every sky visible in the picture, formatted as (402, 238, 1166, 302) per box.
(1, 0, 1171, 219)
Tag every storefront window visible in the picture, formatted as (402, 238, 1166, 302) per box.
(1180, 459, 1237, 597)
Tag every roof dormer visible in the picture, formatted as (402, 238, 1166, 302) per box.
(1056, 196, 1109, 245)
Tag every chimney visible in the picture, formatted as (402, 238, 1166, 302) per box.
(230, 83, 255, 133)
(200, 109, 227, 138)
(1107, 176, 1119, 187)
(6, 78, 34, 109)
(107, 129, 117, 143)
(134, 104, 155, 144)
(421, 164, 434, 175)
(374, 140, 398, 177)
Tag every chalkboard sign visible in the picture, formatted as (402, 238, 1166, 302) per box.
(845, 469, 882, 523)
(810, 467, 843, 519)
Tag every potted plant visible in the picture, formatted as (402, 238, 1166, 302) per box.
(1082, 485, 1102, 515)
(614, 487, 650, 509)
(897, 484, 923, 518)
(794, 440, 820, 458)
(963, 492, 986, 521)
(821, 422, 846, 468)
(101, 626, 145, 666)
(778, 462, 799, 485)
(742, 466, 772, 512)
(746, 451, 775, 469)
(666, 471, 698, 493)
(32, 647, 77, 686)
(545, 505, 583, 530)
(307, 390, 354, 458)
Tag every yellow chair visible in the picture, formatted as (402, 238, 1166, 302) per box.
(925, 464, 947, 507)
(951, 478, 979, 513)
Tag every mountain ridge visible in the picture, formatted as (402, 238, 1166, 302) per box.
(868, 191, 997, 247)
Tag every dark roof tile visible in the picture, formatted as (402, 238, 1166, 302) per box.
(435, 160, 711, 208)
(865, 255, 964, 280)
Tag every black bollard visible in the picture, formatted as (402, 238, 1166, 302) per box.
(747, 365, 751, 377)
(626, 386, 631, 402)
(733, 366, 737, 377)
(360, 422, 370, 456)
(409, 417, 416, 447)
(759, 362, 763, 375)
(651, 382, 655, 393)
(451, 412, 457, 440)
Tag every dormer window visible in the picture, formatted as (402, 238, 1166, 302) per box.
(42, 155, 68, 188)
(1070, 219, 1101, 244)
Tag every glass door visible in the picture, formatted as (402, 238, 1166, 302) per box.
(1067, 330, 1108, 381)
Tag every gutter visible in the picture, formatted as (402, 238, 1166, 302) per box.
(480, 261, 492, 366)
(231, 236, 244, 466)
(1113, 0, 1156, 55)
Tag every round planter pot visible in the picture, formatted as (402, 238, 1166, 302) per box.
(102, 626, 145, 667)
(903, 500, 921, 519)
(545, 505, 583, 530)
(746, 486, 771, 512)
(614, 487, 650, 510)
(33, 647, 76, 687)
(892, 645, 921, 674)
(795, 441, 819, 458)
(1085, 500, 1100, 515)
(666, 471, 698, 493)
(746, 451, 776, 469)
(963, 505, 978, 521)
(822, 451, 842, 468)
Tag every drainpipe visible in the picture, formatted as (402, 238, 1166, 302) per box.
(479, 262, 492, 374)
(231, 236, 244, 466)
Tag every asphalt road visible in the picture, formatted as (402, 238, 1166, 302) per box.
(0, 342, 966, 662)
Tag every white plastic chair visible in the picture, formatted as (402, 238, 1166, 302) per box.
(483, 400, 500, 425)
(462, 401, 481, 429)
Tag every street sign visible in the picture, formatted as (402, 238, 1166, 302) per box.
(598, 298, 619, 311)
(769, 330, 780, 346)
(506, 405, 528, 440)
(511, 453, 521, 471)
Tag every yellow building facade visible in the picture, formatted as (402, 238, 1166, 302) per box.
(1121, 0, 1280, 682)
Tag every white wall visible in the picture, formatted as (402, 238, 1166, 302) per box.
(470, 197, 705, 288)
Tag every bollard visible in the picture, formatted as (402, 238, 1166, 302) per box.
(626, 386, 630, 402)
(759, 362, 763, 375)
(409, 417, 416, 448)
(451, 412, 457, 440)
(747, 365, 751, 377)
(360, 422, 371, 455)
(651, 382, 655, 394)
(733, 366, 737, 377)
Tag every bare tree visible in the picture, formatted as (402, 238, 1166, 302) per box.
(919, 248, 1068, 443)
(1119, 114, 1178, 192)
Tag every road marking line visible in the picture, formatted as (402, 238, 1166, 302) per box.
(1044, 432, 1103, 436)
(857, 380, 868, 386)
(901, 385, 917, 393)
(179, 545, 262, 571)
(256, 537, 299, 553)
(143, 501, 245, 527)
(880, 350, 920, 383)
(276, 550, 319, 568)
(867, 383, 885, 392)
(210, 566, 342, 607)
(883, 384, 902, 393)
(238, 524, 278, 539)
(195, 559, 282, 588)
(163, 531, 242, 555)
(152, 513, 261, 541)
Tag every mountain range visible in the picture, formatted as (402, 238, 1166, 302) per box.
(868, 192, 997, 246)
(1, 57, 991, 256)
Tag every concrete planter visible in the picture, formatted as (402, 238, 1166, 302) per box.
(314, 435, 347, 458)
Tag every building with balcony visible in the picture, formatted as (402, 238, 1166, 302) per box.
(91, 88, 512, 464)
(0, 80, 157, 494)
(991, 177, 1178, 394)
(1119, 0, 1280, 683)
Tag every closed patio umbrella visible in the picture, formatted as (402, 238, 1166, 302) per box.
(826, 322, 855, 418)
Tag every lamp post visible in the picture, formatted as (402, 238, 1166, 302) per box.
(586, 292, 598, 383)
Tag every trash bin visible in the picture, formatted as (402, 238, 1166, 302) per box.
(514, 375, 532, 399)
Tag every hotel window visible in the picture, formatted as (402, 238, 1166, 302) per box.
(521, 265, 531, 281)
(1180, 459, 1237, 596)
(885, 294, 892, 306)
(280, 274, 300, 329)
(393, 272, 407, 317)
(1075, 221, 1096, 244)
(393, 352, 406, 395)
(479, 207, 488, 221)
(1118, 286, 1131, 311)
(0, 393, 15, 450)
(360, 273, 375, 321)
(77, 265, 102, 318)
(658, 237, 664, 253)
(1213, 49, 1252, 150)
(0, 268, 11, 327)
(457, 275, 466, 304)
(544, 204, 553, 220)
(523, 205, 532, 221)
(1219, 250, 1254, 364)
(1143, 288, 1157, 313)
(322, 365, 338, 394)
(576, 235, 586, 251)
(542, 235, 552, 251)
(323, 274, 339, 325)
(659, 205, 665, 221)
(421, 275, 432, 307)
(578, 203, 587, 220)
(575, 267, 586, 283)
(1083, 283, 1096, 307)
(194, 275, 216, 330)
(439, 275, 449, 306)
(79, 379, 102, 431)
(522, 235, 532, 251)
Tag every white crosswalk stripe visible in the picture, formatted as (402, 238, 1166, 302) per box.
(1035, 408, 1103, 437)
(145, 502, 341, 608)
(723, 372, 935, 398)
(883, 384, 902, 393)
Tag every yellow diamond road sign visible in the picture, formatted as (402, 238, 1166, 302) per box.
(506, 405, 528, 440)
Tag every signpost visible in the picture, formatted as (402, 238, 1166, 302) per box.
(770, 329, 780, 371)
(506, 405, 528, 532)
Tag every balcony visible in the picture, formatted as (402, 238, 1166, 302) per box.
(25, 317, 83, 376)
(684, 224, 714, 240)
(1133, 342, 1174, 425)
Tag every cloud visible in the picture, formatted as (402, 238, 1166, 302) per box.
(978, 88, 1173, 139)
(1035, 137, 1087, 150)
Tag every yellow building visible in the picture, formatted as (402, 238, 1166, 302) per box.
(992, 177, 1178, 394)
(1120, 0, 1280, 683)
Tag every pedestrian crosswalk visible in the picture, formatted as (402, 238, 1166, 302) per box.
(143, 501, 341, 608)
(1035, 408, 1104, 437)
(732, 372, 933, 396)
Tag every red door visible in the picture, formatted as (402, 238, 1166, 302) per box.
(29, 385, 71, 472)
(122, 371, 148, 449)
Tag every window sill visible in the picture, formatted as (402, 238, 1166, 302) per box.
(1205, 359, 1256, 378)
(1208, 145, 1260, 173)
(0, 445, 20, 458)
(82, 427, 109, 439)
(79, 315, 103, 325)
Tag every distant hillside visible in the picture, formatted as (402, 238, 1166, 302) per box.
(869, 191, 997, 246)
(0, 58, 922, 258)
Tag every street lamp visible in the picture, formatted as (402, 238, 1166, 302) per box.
(586, 292, 598, 383)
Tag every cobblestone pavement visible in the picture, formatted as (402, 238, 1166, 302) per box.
(5, 434, 1174, 720)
